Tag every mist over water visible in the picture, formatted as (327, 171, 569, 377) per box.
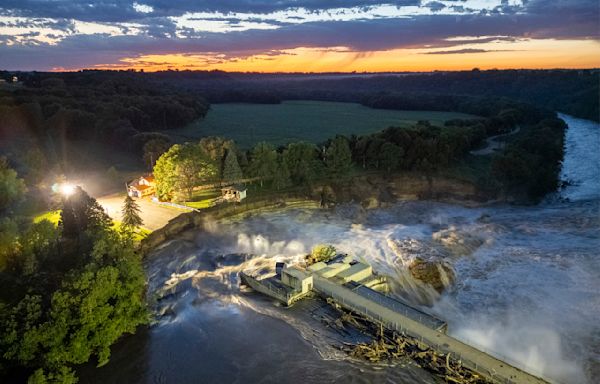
(80, 115, 599, 384)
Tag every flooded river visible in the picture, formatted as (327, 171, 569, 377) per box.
(80, 114, 599, 384)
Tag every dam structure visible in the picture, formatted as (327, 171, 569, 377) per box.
(240, 255, 550, 384)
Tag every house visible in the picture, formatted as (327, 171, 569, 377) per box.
(221, 185, 247, 202)
(128, 175, 156, 198)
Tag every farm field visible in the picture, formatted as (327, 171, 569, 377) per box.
(165, 100, 478, 148)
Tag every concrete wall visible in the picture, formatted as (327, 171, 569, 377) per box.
(139, 193, 319, 255)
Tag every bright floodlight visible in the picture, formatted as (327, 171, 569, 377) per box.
(60, 183, 76, 196)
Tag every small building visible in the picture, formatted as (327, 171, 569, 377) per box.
(128, 175, 156, 198)
(281, 267, 313, 294)
(11, 76, 18, 83)
(221, 185, 247, 202)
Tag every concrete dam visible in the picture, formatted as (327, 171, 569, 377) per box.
(240, 254, 551, 384)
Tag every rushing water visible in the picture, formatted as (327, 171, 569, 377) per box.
(80, 114, 599, 384)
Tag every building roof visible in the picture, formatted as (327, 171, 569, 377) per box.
(130, 184, 151, 191)
(141, 175, 155, 183)
(282, 267, 311, 280)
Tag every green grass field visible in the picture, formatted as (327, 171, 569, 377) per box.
(183, 189, 221, 209)
(166, 100, 477, 148)
(33, 210, 150, 242)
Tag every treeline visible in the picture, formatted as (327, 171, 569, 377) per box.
(0, 160, 147, 383)
(0, 72, 209, 156)
(170, 69, 599, 122)
(154, 113, 564, 203)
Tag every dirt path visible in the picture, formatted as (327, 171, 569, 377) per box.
(470, 126, 520, 156)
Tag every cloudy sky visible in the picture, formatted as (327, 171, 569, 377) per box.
(0, 0, 598, 72)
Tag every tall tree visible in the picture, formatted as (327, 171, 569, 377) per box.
(0, 157, 26, 214)
(222, 149, 243, 184)
(198, 136, 234, 178)
(121, 195, 143, 230)
(22, 148, 46, 186)
(59, 187, 111, 240)
(154, 144, 217, 202)
(143, 138, 171, 169)
(249, 142, 277, 187)
(325, 136, 353, 177)
(272, 155, 292, 190)
(283, 142, 320, 185)
(379, 142, 404, 171)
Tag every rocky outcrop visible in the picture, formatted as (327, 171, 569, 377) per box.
(432, 228, 485, 257)
(321, 173, 495, 210)
(408, 257, 456, 293)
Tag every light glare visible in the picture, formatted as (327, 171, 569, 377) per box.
(60, 183, 76, 196)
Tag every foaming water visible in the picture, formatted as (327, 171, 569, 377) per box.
(80, 115, 599, 384)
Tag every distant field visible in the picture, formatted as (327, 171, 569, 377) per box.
(165, 101, 477, 148)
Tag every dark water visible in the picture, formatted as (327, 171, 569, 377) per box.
(80, 115, 599, 384)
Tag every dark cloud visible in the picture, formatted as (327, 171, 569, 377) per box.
(424, 1, 446, 13)
(423, 48, 512, 54)
(0, 1, 420, 21)
(0, 0, 598, 70)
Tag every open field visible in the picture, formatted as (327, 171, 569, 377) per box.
(183, 189, 221, 209)
(165, 101, 478, 148)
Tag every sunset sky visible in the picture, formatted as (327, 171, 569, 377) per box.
(0, 0, 599, 72)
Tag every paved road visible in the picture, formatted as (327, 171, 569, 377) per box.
(97, 194, 183, 231)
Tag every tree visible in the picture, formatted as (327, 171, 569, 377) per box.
(222, 149, 243, 184)
(105, 166, 120, 188)
(325, 136, 353, 177)
(143, 138, 171, 169)
(198, 136, 234, 178)
(272, 155, 291, 190)
(0, 231, 148, 383)
(59, 187, 111, 240)
(0, 158, 26, 214)
(121, 195, 143, 230)
(307, 244, 337, 264)
(379, 142, 404, 171)
(249, 142, 277, 187)
(283, 142, 320, 185)
(153, 144, 217, 202)
(22, 148, 47, 186)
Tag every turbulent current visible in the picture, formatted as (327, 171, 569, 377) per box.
(80, 114, 600, 384)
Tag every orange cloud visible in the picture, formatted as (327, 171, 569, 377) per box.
(91, 39, 600, 72)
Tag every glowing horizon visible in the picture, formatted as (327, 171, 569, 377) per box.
(76, 39, 600, 73)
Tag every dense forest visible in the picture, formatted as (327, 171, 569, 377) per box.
(0, 72, 208, 173)
(0, 160, 147, 383)
(95, 68, 598, 122)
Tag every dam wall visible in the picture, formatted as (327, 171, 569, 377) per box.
(139, 193, 320, 254)
(312, 275, 550, 384)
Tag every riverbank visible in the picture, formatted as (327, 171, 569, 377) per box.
(139, 171, 498, 254)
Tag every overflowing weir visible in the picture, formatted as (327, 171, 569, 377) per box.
(240, 254, 551, 384)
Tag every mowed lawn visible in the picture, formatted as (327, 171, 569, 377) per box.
(166, 100, 478, 148)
